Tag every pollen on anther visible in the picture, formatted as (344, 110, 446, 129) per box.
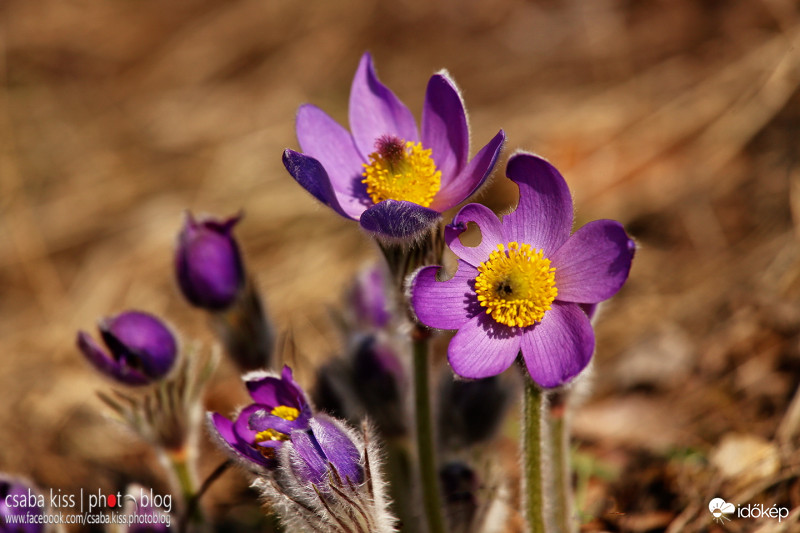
(474, 242, 558, 328)
(361, 139, 441, 207)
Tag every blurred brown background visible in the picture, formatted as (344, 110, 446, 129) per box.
(2, 0, 800, 531)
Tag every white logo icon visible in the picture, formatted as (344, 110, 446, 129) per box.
(709, 498, 735, 523)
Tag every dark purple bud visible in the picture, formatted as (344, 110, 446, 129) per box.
(176, 212, 245, 311)
(289, 416, 364, 488)
(77, 311, 178, 385)
(439, 462, 479, 531)
(212, 283, 275, 372)
(437, 372, 512, 450)
(349, 265, 392, 329)
(311, 358, 351, 421)
(0, 475, 45, 533)
(352, 336, 407, 437)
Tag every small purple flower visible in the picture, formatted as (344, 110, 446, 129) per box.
(287, 416, 364, 489)
(210, 366, 313, 470)
(410, 152, 635, 387)
(77, 311, 178, 385)
(283, 52, 505, 242)
(0, 475, 45, 533)
(175, 212, 245, 311)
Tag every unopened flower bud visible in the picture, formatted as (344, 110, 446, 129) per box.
(437, 373, 512, 450)
(349, 265, 391, 329)
(257, 418, 397, 533)
(77, 310, 177, 385)
(175, 212, 244, 311)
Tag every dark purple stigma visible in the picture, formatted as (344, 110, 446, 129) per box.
(375, 135, 405, 162)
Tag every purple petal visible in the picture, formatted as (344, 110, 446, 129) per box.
(432, 130, 504, 211)
(421, 72, 468, 185)
(233, 404, 262, 443)
(282, 149, 352, 218)
(289, 428, 329, 486)
(410, 260, 478, 330)
(502, 152, 574, 255)
(349, 53, 419, 157)
(245, 365, 307, 409)
(77, 331, 150, 385)
(519, 302, 594, 388)
(310, 416, 363, 484)
(293, 103, 373, 216)
(249, 410, 308, 435)
(447, 313, 521, 379)
(359, 200, 441, 242)
(209, 412, 270, 467)
(445, 203, 504, 267)
(552, 220, 635, 303)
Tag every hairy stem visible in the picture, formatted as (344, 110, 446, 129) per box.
(523, 380, 547, 533)
(412, 326, 446, 533)
(549, 392, 575, 533)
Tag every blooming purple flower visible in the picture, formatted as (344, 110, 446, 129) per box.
(77, 311, 178, 386)
(175, 212, 245, 311)
(0, 475, 44, 533)
(210, 366, 313, 470)
(283, 52, 505, 242)
(410, 153, 635, 387)
(287, 416, 364, 488)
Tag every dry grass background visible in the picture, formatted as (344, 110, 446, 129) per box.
(2, 0, 800, 531)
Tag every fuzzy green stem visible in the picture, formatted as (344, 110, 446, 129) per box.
(166, 449, 203, 532)
(523, 380, 547, 533)
(549, 394, 574, 533)
(412, 327, 446, 533)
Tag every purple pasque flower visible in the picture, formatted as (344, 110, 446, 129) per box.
(77, 311, 178, 386)
(286, 415, 364, 488)
(410, 152, 635, 387)
(283, 52, 505, 242)
(0, 475, 44, 533)
(175, 212, 245, 311)
(210, 365, 313, 470)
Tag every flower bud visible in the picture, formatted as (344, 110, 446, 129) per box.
(348, 265, 391, 329)
(77, 310, 177, 385)
(256, 418, 397, 533)
(440, 461, 479, 533)
(0, 475, 45, 533)
(175, 212, 244, 311)
(437, 372, 512, 450)
(288, 416, 364, 488)
(352, 336, 407, 437)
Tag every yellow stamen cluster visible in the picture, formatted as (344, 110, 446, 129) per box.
(270, 405, 300, 421)
(362, 140, 441, 207)
(253, 405, 301, 456)
(474, 242, 558, 328)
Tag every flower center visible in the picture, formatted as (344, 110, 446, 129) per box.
(474, 242, 558, 328)
(361, 135, 441, 207)
(253, 405, 300, 450)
